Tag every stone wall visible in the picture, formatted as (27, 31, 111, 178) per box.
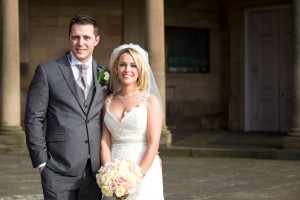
(164, 0, 230, 132)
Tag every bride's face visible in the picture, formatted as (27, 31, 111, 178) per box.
(116, 52, 139, 87)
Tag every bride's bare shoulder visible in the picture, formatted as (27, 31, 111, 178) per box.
(145, 94, 160, 108)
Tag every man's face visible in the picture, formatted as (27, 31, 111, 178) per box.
(69, 24, 100, 64)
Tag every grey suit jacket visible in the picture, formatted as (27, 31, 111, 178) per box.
(24, 54, 109, 176)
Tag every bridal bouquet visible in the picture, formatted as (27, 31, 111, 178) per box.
(96, 158, 143, 199)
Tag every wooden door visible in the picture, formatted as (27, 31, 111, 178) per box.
(246, 7, 292, 132)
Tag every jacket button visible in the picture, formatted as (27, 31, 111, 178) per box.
(85, 120, 89, 123)
(84, 104, 88, 108)
(85, 140, 88, 143)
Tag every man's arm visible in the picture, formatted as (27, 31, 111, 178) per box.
(24, 64, 49, 168)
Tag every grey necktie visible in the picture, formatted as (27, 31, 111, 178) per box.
(76, 64, 89, 99)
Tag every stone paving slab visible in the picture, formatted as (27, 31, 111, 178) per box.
(1, 148, 300, 200)
(162, 157, 300, 200)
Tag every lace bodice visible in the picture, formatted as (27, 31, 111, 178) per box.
(104, 94, 148, 144)
(103, 94, 149, 164)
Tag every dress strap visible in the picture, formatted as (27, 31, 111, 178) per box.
(105, 94, 113, 109)
(141, 93, 151, 104)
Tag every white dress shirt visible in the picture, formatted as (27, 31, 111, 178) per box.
(69, 51, 93, 88)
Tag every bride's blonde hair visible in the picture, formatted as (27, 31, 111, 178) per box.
(109, 48, 149, 94)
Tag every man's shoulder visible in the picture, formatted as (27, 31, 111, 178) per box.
(93, 59, 105, 68)
(95, 61, 110, 73)
(39, 54, 68, 67)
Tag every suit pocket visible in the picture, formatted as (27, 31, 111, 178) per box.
(46, 134, 67, 142)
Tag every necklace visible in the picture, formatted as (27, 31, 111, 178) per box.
(117, 90, 140, 104)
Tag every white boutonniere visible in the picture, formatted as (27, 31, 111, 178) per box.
(97, 68, 110, 85)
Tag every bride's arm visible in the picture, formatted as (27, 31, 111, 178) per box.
(139, 94, 163, 175)
(100, 99, 112, 165)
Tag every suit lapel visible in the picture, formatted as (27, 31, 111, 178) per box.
(93, 61, 98, 88)
(84, 65, 97, 115)
(58, 55, 86, 111)
(89, 61, 104, 113)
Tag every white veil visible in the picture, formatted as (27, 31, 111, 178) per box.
(109, 43, 164, 117)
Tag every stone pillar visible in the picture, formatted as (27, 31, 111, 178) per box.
(0, 0, 25, 147)
(145, 0, 172, 145)
(283, 0, 300, 149)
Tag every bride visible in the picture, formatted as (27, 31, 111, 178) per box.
(100, 44, 164, 200)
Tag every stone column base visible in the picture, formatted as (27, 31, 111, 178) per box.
(0, 126, 25, 147)
(283, 136, 300, 149)
(160, 125, 172, 146)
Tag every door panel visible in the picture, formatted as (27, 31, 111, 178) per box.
(247, 7, 292, 132)
(279, 9, 293, 132)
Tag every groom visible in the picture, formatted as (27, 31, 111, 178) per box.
(24, 14, 109, 199)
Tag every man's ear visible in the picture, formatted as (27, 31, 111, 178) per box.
(95, 35, 100, 46)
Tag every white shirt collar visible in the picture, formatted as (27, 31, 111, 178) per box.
(69, 52, 93, 68)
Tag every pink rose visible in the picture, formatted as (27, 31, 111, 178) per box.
(117, 176, 127, 185)
(109, 180, 117, 191)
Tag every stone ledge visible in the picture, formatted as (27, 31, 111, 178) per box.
(0, 132, 26, 148)
(283, 136, 300, 149)
(159, 146, 300, 161)
(160, 126, 172, 145)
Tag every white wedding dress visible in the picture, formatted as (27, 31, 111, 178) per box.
(102, 94, 164, 200)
